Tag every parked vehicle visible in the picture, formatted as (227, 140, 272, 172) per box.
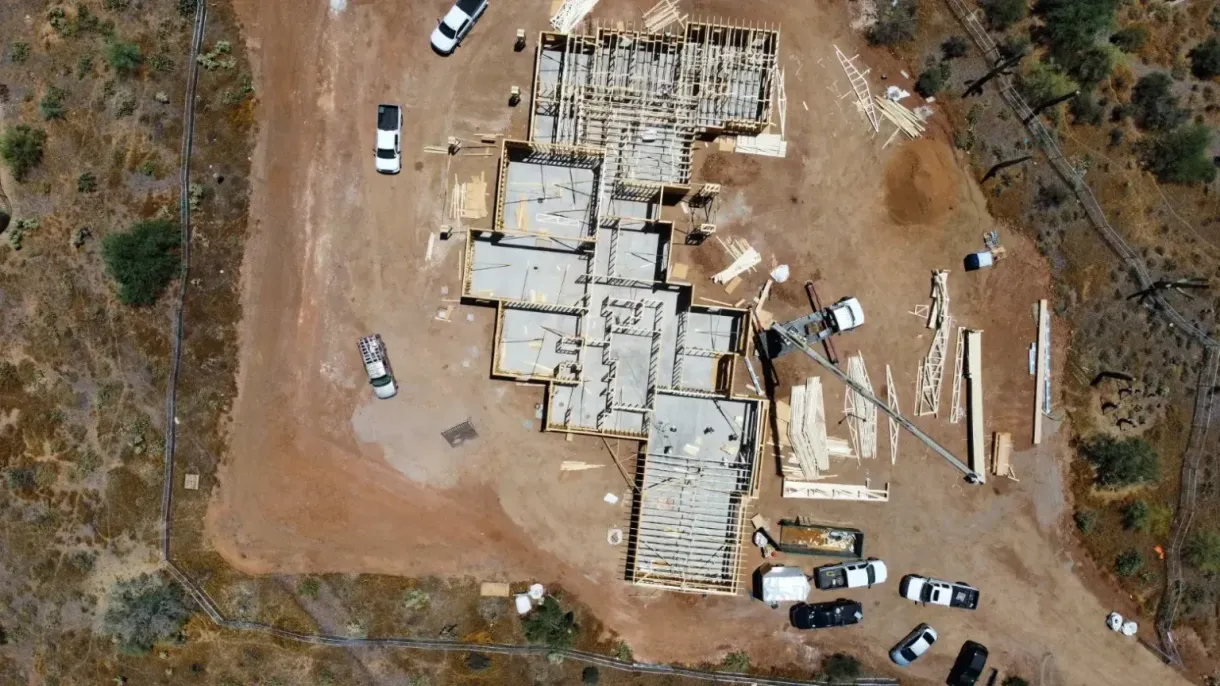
(946, 641, 988, 686)
(430, 0, 489, 55)
(900, 574, 980, 610)
(890, 623, 937, 667)
(358, 334, 398, 399)
(813, 558, 887, 590)
(774, 521, 865, 558)
(789, 599, 863, 630)
(374, 105, 402, 175)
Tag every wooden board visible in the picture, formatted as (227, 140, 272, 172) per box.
(1033, 299, 1048, 445)
(965, 330, 986, 483)
(993, 432, 1013, 477)
(480, 582, 511, 597)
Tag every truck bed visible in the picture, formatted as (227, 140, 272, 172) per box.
(814, 566, 847, 590)
(377, 104, 399, 132)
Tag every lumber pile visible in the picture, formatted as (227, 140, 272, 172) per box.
(916, 271, 952, 417)
(782, 480, 890, 502)
(844, 353, 877, 459)
(642, 0, 686, 32)
(735, 134, 788, 158)
(886, 364, 899, 465)
(965, 329, 987, 483)
(711, 237, 761, 284)
(551, 0, 599, 33)
(788, 378, 830, 479)
(992, 432, 1016, 481)
(874, 95, 927, 139)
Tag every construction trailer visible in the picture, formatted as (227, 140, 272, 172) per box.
(461, 17, 781, 597)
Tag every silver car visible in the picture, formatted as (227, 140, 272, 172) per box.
(890, 622, 937, 666)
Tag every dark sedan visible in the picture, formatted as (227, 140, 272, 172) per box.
(789, 599, 863, 630)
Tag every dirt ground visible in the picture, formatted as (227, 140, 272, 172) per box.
(207, 0, 1188, 683)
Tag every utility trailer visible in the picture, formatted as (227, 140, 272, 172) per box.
(774, 520, 864, 558)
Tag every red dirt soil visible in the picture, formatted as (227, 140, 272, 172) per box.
(207, 0, 1188, 683)
(884, 137, 958, 226)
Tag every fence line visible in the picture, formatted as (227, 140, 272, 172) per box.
(943, 0, 1220, 665)
(151, 2, 888, 683)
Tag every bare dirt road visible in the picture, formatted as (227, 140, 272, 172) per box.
(208, 0, 1187, 683)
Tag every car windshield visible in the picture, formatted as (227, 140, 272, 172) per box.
(900, 647, 917, 661)
(923, 631, 935, 643)
(376, 148, 397, 159)
(370, 375, 393, 386)
(438, 21, 457, 38)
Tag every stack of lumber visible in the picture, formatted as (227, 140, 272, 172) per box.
(712, 237, 761, 284)
(874, 95, 927, 139)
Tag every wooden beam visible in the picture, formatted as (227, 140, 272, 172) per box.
(1033, 299, 1048, 445)
(965, 329, 986, 484)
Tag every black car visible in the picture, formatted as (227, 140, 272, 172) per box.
(946, 640, 988, 686)
(789, 599, 863, 630)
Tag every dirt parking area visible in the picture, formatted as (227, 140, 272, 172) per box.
(209, 0, 1187, 682)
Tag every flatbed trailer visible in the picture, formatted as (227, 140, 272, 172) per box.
(775, 520, 864, 558)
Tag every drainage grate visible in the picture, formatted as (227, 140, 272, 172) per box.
(441, 420, 478, 448)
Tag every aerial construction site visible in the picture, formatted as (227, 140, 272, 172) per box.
(200, 0, 1195, 684)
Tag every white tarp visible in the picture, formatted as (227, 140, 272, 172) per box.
(761, 567, 811, 603)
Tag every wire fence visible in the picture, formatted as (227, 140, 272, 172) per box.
(151, 2, 891, 683)
(943, 0, 1220, 665)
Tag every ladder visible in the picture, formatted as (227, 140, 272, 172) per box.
(834, 45, 880, 132)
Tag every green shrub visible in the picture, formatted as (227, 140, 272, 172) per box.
(1070, 44, 1119, 88)
(77, 54, 94, 78)
(942, 36, 969, 60)
(866, 2, 917, 46)
(998, 35, 1031, 61)
(1185, 529, 1220, 571)
(148, 51, 174, 73)
(613, 640, 633, 662)
(48, 8, 75, 37)
(103, 573, 192, 654)
(1075, 509, 1098, 533)
(77, 172, 97, 193)
(720, 651, 751, 672)
(521, 597, 577, 650)
(40, 86, 67, 120)
(297, 577, 320, 598)
(1122, 499, 1150, 532)
(1110, 25, 1149, 53)
(1189, 37, 1220, 79)
(1017, 60, 1079, 104)
(9, 219, 38, 250)
(0, 125, 47, 182)
(7, 467, 36, 491)
(10, 42, 30, 64)
(101, 219, 181, 306)
(105, 39, 142, 76)
(981, 0, 1027, 29)
(823, 653, 862, 683)
(1142, 124, 1217, 185)
(581, 666, 600, 684)
(1083, 436, 1159, 487)
(1070, 90, 1104, 126)
(1115, 549, 1143, 577)
(1130, 72, 1186, 132)
(177, 0, 199, 17)
(197, 41, 236, 70)
(916, 61, 952, 97)
(1033, 0, 1121, 66)
(138, 160, 155, 176)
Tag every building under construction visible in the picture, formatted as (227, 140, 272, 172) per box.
(461, 19, 780, 595)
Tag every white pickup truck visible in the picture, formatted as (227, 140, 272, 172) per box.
(900, 574, 980, 610)
(813, 558, 888, 590)
(430, 0, 489, 55)
(358, 335, 398, 399)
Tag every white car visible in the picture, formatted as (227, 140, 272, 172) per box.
(890, 623, 937, 666)
(430, 0, 489, 55)
(374, 104, 402, 175)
